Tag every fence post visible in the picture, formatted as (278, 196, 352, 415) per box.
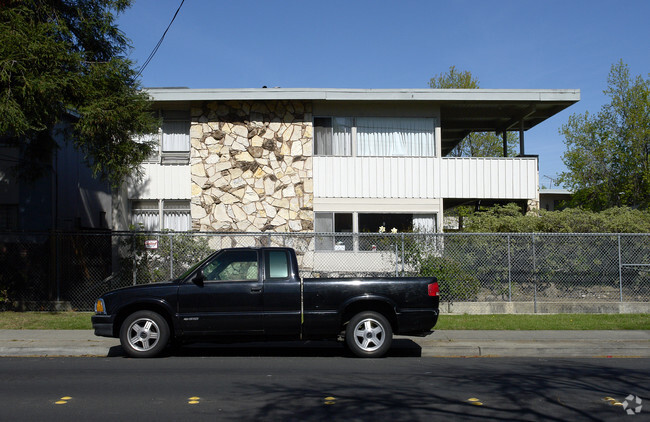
(401, 233, 405, 276)
(532, 233, 537, 313)
(394, 242, 399, 277)
(169, 233, 174, 280)
(132, 232, 137, 286)
(618, 234, 623, 302)
(507, 234, 512, 302)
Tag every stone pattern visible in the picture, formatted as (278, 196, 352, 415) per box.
(190, 101, 313, 232)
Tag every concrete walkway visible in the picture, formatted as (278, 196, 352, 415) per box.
(0, 330, 648, 358)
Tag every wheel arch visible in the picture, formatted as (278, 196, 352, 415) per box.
(340, 297, 398, 333)
(113, 300, 175, 338)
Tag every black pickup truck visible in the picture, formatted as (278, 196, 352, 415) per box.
(92, 247, 439, 358)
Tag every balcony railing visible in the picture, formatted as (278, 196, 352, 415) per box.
(313, 156, 538, 200)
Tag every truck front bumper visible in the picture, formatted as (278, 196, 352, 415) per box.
(91, 314, 116, 338)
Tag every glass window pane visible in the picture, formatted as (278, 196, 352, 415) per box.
(314, 117, 352, 156)
(132, 200, 159, 231)
(267, 251, 289, 278)
(163, 200, 191, 231)
(357, 117, 435, 157)
(314, 212, 334, 250)
(203, 250, 258, 281)
(162, 120, 190, 152)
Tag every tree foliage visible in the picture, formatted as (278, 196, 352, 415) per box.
(0, 0, 158, 186)
(463, 203, 650, 233)
(560, 60, 650, 210)
(428, 65, 518, 157)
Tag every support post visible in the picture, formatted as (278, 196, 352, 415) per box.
(519, 120, 525, 156)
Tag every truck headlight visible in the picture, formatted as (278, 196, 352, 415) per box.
(95, 298, 106, 314)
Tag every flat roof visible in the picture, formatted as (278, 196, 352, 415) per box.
(146, 88, 580, 155)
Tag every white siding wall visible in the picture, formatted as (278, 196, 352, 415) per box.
(441, 157, 538, 199)
(314, 157, 438, 199)
(314, 156, 538, 200)
(127, 163, 191, 200)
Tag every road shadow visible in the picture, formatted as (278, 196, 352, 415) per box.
(106, 338, 422, 358)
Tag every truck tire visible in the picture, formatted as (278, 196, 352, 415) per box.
(345, 311, 393, 358)
(119, 310, 170, 358)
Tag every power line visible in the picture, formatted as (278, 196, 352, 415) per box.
(134, 0, 185, 80)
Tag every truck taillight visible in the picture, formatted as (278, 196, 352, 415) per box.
(428, 282, 439, 296)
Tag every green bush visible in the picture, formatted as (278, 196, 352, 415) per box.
(464, 204, 650, 233)
(408, 252, 480, 301)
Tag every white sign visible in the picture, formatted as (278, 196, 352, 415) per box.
(144, 240, 158, 250)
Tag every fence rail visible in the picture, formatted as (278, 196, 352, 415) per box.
(0, 231, 648, 312)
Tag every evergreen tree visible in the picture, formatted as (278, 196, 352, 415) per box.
(0, 0, 158, 186)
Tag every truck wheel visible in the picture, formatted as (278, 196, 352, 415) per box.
(119, 311, 169, 358)
(345, 311, 393, 358)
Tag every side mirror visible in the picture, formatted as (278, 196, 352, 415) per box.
(193, 270, 205, 287)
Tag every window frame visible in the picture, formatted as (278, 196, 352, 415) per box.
(160, 110, 191, 164)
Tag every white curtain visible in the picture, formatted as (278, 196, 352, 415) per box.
(162, 120, 190, 152)
(356, 117, 434, 157)
(315, 117, 352, 156)
(163, 210, 191, 231)
(132, 210, 159, 231)
(413, 214, 436, 233)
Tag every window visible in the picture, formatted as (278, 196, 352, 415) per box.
(314, 212, 353, 251)
(160, 111, 190, 164)
(131, 199, 191, 231)
(315, 212, 437, 251)
(314, 116, 435, 157)
(132, 200, 159, 231)
(163, 200, 191, 231)
(134, 132, 160, 163)
(202, 250, 259, 281)
(162, 119, 190, 153)
(0, 205, 18, 230)
(313, 117, 352, 156)
(266, 250, 289, 279)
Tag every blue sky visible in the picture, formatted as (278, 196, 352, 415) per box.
(117, 0, 650, 187)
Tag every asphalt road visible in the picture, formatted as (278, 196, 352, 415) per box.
(0, 356, 647, 421)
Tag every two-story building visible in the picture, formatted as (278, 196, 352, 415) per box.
(114, 88, 580, 249)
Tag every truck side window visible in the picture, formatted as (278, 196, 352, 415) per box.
(202, 250, 258, 281)
(266, 250, 289, 279)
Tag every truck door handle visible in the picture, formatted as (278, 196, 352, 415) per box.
(251, 287, 262, 293)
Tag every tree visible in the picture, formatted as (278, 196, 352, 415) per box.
(428, 66, 518, 157)
(0, 0, 158, 186)
(559, 60, 650, 210)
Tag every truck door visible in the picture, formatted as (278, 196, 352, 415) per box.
(262, 249, 301, 336)
(177, 249, 263, 335)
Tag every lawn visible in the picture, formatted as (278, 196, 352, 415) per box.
(0, 312, 648, 330)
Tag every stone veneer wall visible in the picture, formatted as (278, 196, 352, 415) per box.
(190, 100, 313, 232)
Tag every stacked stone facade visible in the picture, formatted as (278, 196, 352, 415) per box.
(190, 100, 313, 232)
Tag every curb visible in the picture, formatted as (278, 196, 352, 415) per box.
(0, 330, 648, 358)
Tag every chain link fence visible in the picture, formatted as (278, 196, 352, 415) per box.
(1, 231, 648, 312)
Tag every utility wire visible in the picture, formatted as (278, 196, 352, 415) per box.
(134, 0, 185, 80)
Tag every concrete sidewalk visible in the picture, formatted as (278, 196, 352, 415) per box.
(0, 330, 648, 358)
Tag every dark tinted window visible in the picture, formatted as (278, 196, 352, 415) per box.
(202, 250, 258, 281)
(266, 250, 289, 279)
